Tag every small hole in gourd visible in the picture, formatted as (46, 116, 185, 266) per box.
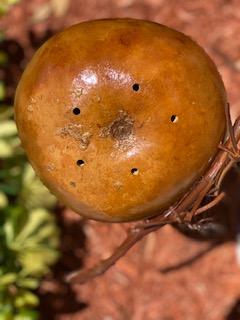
(73, 107, 81, 115)
(131, 168, 139, 175)
(70, 181, 76, 187)
(76, 159, 85, 167)
(171, 115, 178, 123)
(132, 83, 140, 92)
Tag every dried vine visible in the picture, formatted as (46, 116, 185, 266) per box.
(65, 103, 240, 284)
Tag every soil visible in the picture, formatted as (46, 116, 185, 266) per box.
(1, 1, 240, 319)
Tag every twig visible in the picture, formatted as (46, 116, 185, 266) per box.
(65, 104, 240, 285)
(65, 222, 166, 283)
(215, 159, 235, 191)
(194, 192, 225, 215)
(225, 102, 238, 153)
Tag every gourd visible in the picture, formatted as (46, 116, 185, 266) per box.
(14, 18, 226, 222)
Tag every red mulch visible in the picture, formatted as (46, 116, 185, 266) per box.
(1, 1, 240, 319)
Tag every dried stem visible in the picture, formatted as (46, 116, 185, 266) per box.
(194, 191, 225, 215)
(66, 105, 240, 285)
(225, 102, 238, 153)
(65, 223, 165, 284)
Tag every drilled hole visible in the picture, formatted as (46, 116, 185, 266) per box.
(73, 107, 81, 115)
(70, 181, 76, 187)
(76, 159, 85, 167)
(171, 115, 178, 123)
(131, 168, 139, 175)
(132, 83, 140, 92)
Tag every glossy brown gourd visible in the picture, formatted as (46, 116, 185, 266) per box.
(14, 19, 226, 222)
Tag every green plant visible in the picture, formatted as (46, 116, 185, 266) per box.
(0, 79, 60, 318)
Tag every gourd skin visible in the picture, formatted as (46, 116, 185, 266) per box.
(14, 19, 226, 222)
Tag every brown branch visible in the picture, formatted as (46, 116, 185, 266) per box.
(214, 159, 235, 191)
(65, 222, 166, 284)
(225, 102, 238, 153)
(65, 106, 240, 285)
(194, 192, 225, 215)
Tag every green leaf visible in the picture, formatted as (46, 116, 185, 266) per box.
(0, 81, 6, 101)
(4, 206, 26, 245)
(19, 165, 56, 210)
(0, 310, 13, 320)
(0, 114, 60, 310)
(18, 246, 59, 277)
(21, 291, 39, 307)
(0, 192, 8, 209)
(3, 217, 14, 246)
(7, 137, 22, 155)
(16, 278, 39, 290)
(0, 181, 21, 196)
(14, 290, 39, 308)
(23, 223, 59, 246)
(13, 208, 56, 246)
(0, 273, 17, 286)
(14, 309, 38, 320)
(6, 208, 60, 277)
(0, 107, 14, 121)
(0, 121, 17, 138)
(0, 139, 14, 158)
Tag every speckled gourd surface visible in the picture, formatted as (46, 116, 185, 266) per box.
(14, 19, 226, 222)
